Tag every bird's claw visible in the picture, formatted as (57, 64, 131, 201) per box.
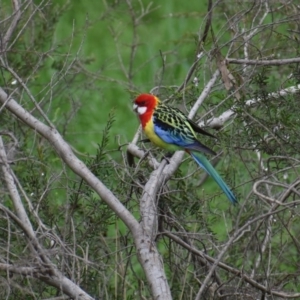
(161, 152, 173, 164)
(138, 138, 151, 143)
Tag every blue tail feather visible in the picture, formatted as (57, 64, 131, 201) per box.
(189, 151, 237, 205)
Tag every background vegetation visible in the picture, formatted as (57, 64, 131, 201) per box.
(1, 0, 300, 299)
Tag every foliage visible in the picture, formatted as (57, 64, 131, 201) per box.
(1, 0, 300, 299)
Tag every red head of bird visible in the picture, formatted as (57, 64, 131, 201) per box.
(133, 94, 160, 127)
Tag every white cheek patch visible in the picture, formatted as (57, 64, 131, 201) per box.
(137, 106, 147, 115)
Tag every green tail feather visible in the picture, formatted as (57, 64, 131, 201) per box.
(190, 151, 237, 204)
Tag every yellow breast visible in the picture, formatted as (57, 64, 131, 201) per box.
(143, 119, 180, 152)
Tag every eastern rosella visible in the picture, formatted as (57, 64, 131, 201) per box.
(133, 93, 237, 204)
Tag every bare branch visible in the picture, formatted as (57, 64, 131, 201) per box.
(227, 57, 300, 66)
(0, 87, 139, 232)
(1, 0, 21, 51)
(165, 230, 300, 299)
(0, 136, 34, 235)
(200, 84, 300, 129)
(189, 69, 220, 117)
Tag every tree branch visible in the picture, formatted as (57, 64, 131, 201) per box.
(164, 230, 300, 299)
(200, 84, 300, 129)
(0, 87, 142, 299)
(227, 57, 300, 66)
(2, 0, 21, 52)
(0, 87, 139, 233)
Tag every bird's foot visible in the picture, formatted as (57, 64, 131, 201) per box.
(161, 152, 173, 164)
(138, 138, 151, 143)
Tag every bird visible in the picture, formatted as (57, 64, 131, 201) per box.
(133, 93, 237, 204)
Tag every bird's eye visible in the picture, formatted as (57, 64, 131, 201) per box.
(140, 101, 146, 106)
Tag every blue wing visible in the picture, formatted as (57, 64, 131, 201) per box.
(153, 115, 216, 155)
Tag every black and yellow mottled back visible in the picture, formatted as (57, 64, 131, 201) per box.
(153, 103, 216, 155)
